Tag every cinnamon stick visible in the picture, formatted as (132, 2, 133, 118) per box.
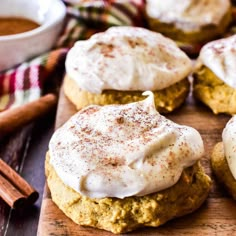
(0, 159, 39, 208)
(0, 174, 26, 209)
(0, 93, 57, 138)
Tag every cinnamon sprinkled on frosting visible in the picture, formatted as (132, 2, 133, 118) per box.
(49, 92, 204, 198)
(198, 35, 236, 88)
(66, 26, 192, 94)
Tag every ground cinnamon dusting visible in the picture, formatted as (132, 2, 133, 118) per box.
(0, 17, 40, 36)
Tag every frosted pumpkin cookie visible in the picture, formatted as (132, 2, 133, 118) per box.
(145, 0, 232, 55)
(211, 116, 236, 199)
(193, 35, 236, 115)
(64, 26, 192, 113)
(46, 92, 211, 234)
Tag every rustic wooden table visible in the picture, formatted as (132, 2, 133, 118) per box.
(0, 110, 55, 236)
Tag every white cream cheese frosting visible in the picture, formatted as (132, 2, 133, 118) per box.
(49, 92, 204, 199)
(222, 116, 236, 180)
(146, 0, 230, 32)
(65, 26, 192, 94)
(198, 35, 236, 88)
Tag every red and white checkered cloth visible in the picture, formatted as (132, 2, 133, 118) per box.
(0, 0, 235, 111)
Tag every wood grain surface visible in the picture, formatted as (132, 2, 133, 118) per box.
(38, 87, 236, 236)
(0, 110, 56, 236)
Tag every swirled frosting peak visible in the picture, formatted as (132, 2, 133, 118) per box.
(49, 92, 204, 199)
(222, 116, 236, 180)
(66, 26, 192, 94)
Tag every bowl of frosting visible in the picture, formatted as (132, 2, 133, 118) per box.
(0, 0, 66, 72)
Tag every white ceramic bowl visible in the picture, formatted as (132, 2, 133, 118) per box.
(0, 0, 66, 71)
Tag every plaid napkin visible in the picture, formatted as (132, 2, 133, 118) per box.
(0, 0, 144, 111)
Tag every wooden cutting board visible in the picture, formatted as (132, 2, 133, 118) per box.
(38, 87, 236, 236)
